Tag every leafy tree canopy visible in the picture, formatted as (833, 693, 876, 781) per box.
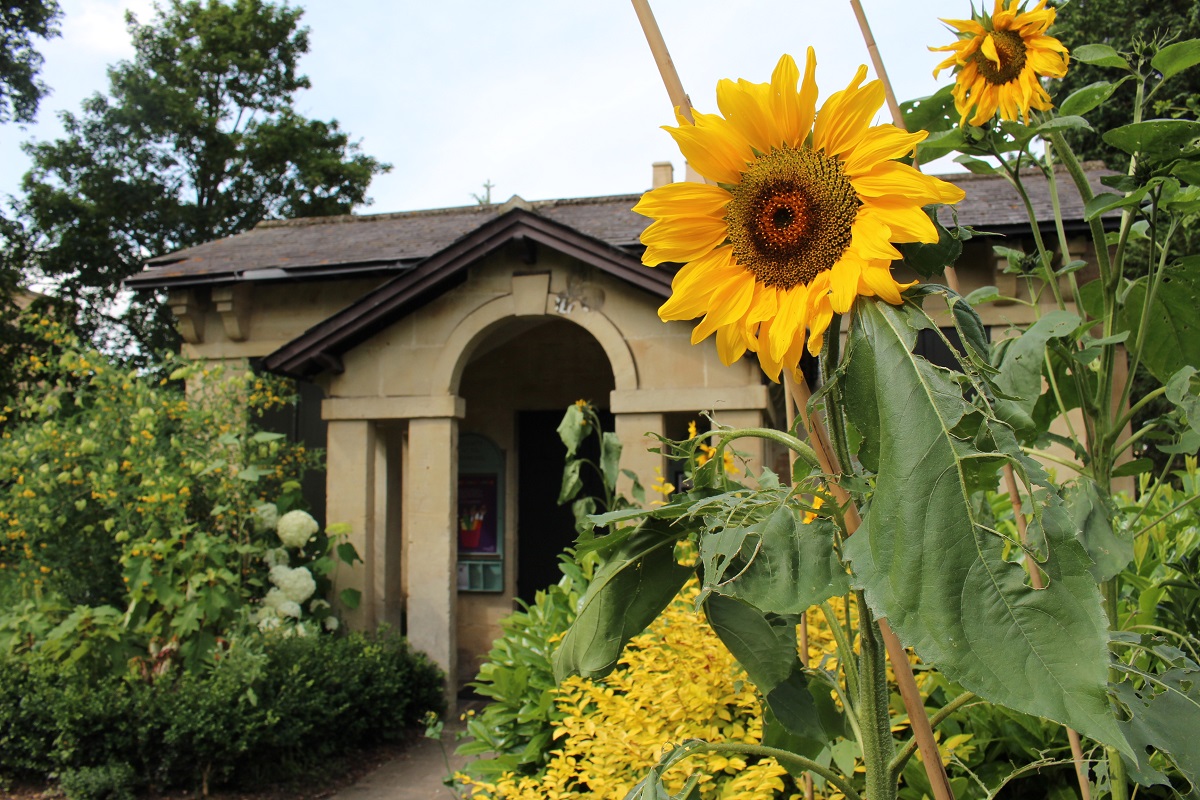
(0, 1, 61, 124)
(6, 0, 388, 361)
(1052, 0, 1200, 170)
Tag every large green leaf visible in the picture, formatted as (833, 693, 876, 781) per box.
(704, 594, 845, 744)
(991, 310, 1081, 432)
(1103, 120, 1200, 163)
(553, 521, 691, 680)
(700, 505, 848, 615)
(1152, 38, 1200, 81)
(1121, 258, 1200, 383)
(1064, 479, 1132, 582)
(1059, 80, 1125, 118)
(840, 298, 1128, 755)
(1113, 667, 1200, 795)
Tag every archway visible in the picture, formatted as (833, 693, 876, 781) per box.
(454, 315, 616, 684)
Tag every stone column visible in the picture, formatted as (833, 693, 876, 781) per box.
(326, 419, 377, 629)
(614, 412, 665, 498)
(403, 416, 458, 687)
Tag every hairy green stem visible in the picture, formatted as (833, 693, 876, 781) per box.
(857, 592, 897, 800)
(821, 600, 860, 704)
(711, 428, 822, 472)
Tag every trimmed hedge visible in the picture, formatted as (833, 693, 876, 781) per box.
(0, 628, 444, 795)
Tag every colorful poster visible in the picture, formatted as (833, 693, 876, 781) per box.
(458, 474, 499, 554)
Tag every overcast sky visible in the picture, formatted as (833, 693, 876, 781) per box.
(0, 0, 977, 216)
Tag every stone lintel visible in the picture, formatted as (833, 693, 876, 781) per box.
(609, 386, 769, 414)
(322, 395, 467, 421)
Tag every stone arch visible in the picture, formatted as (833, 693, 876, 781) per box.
(430, 293, 638, 397)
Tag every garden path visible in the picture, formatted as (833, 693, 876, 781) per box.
(330, 708, 473, 800)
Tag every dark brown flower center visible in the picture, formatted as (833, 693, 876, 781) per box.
(973, 29, 1027, 85)
(725, 146, 859, 289)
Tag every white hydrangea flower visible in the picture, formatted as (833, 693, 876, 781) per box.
(277, 599, 302, 619)
(263, 587, 289, 611)
(270, 564, 316, 604)
(257, 615, 281, 632)
(323, 616, 340, 632)
(263, 547, 289, 569)
(277, 510, 319, 549)
(253, 502, 279, 532)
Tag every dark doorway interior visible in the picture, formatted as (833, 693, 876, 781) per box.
(516, 408, 612, 605)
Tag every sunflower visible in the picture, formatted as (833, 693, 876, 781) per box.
(634, 50, 964, 382)
(931, 0, 1069, 126)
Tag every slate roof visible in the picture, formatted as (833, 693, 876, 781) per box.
(126, 162, 1116, 292)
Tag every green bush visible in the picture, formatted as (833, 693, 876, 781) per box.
(0, 628, 444, 793)
(456, 554, 593, 779)
(58, 763, 137, 800)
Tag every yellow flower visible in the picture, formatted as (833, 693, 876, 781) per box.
(803, 495, 825, 524)
(635, 51, 964, 382)
(931, 0, 1069, 126)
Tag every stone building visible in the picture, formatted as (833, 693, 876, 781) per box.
(127, 162, 1113, 688)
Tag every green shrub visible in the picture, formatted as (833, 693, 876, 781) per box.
(58, 763, 136, 800)
(0, 628, 444, 793)
(456, 554, 593, 778)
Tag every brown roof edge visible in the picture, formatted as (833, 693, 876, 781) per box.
(260, 207, 669, 379)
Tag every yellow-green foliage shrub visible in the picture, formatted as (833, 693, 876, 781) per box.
(459, 583, 840, 800)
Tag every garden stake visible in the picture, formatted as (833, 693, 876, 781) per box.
(1003, 466, 1093, 800)
(847, 0, 964, 295)
(786, 372, 955, 800)
(635, 4, 953, 794)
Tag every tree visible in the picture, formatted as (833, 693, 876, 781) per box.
(1052, 0, 1200, 169)
(0, 1, 62, 124)
(7, 0, 388, 360)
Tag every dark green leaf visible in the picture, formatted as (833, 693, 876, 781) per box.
(1112, 458, 1154, 477)
(558, 460, 583, 505)
(1084, 187, 1149, 220)
(992, 310, 1081, 432)
(917, 128, 968, 163)
(339, 588, 361, 610)
(556, 405, 587, 457)
(898, 212, 963, 278)
(1073, 44, 1131, 69)
(336, 541, 362, 566)
(600, 432, 622, 493)
(1166, 366, 1200, 435)
(1035, 115, 1093, 134)
(965, 286, 1001, 305)
(553, 521, 691, 680)
(901, 84, 957, 134)
(1113, 668, 1200, 793)
(1151, 38, 1200, 81)
(1059, 81, 1124, 117)
(707, 505, 849, 615)
(1065, 479, 1132, 582)
(954, 155, 999, 175)
(841, 298, 1128, 754)
(1121, 258, 1200, 383)
(1103, 120, 1200, 162)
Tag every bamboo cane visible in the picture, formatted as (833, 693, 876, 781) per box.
(785, 372, 955, 800)
(629, 1, 957, 793)
(847, 0, 963, 296)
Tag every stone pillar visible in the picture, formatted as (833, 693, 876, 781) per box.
(614, 412, 665, 498)
(711, 408, 765, 478)
(326, 420, 377, 629)
(403, 416, 458, 687)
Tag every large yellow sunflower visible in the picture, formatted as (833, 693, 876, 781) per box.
(931, 0, 1069, 126)
(634, 50, 964, 382)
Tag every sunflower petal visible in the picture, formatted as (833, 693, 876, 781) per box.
(633, 182, 732, 221)
(665, 111, 753, 186)
(641, 215, 729, 266)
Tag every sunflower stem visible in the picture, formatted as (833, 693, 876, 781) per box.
(858, 594, 898, 800)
